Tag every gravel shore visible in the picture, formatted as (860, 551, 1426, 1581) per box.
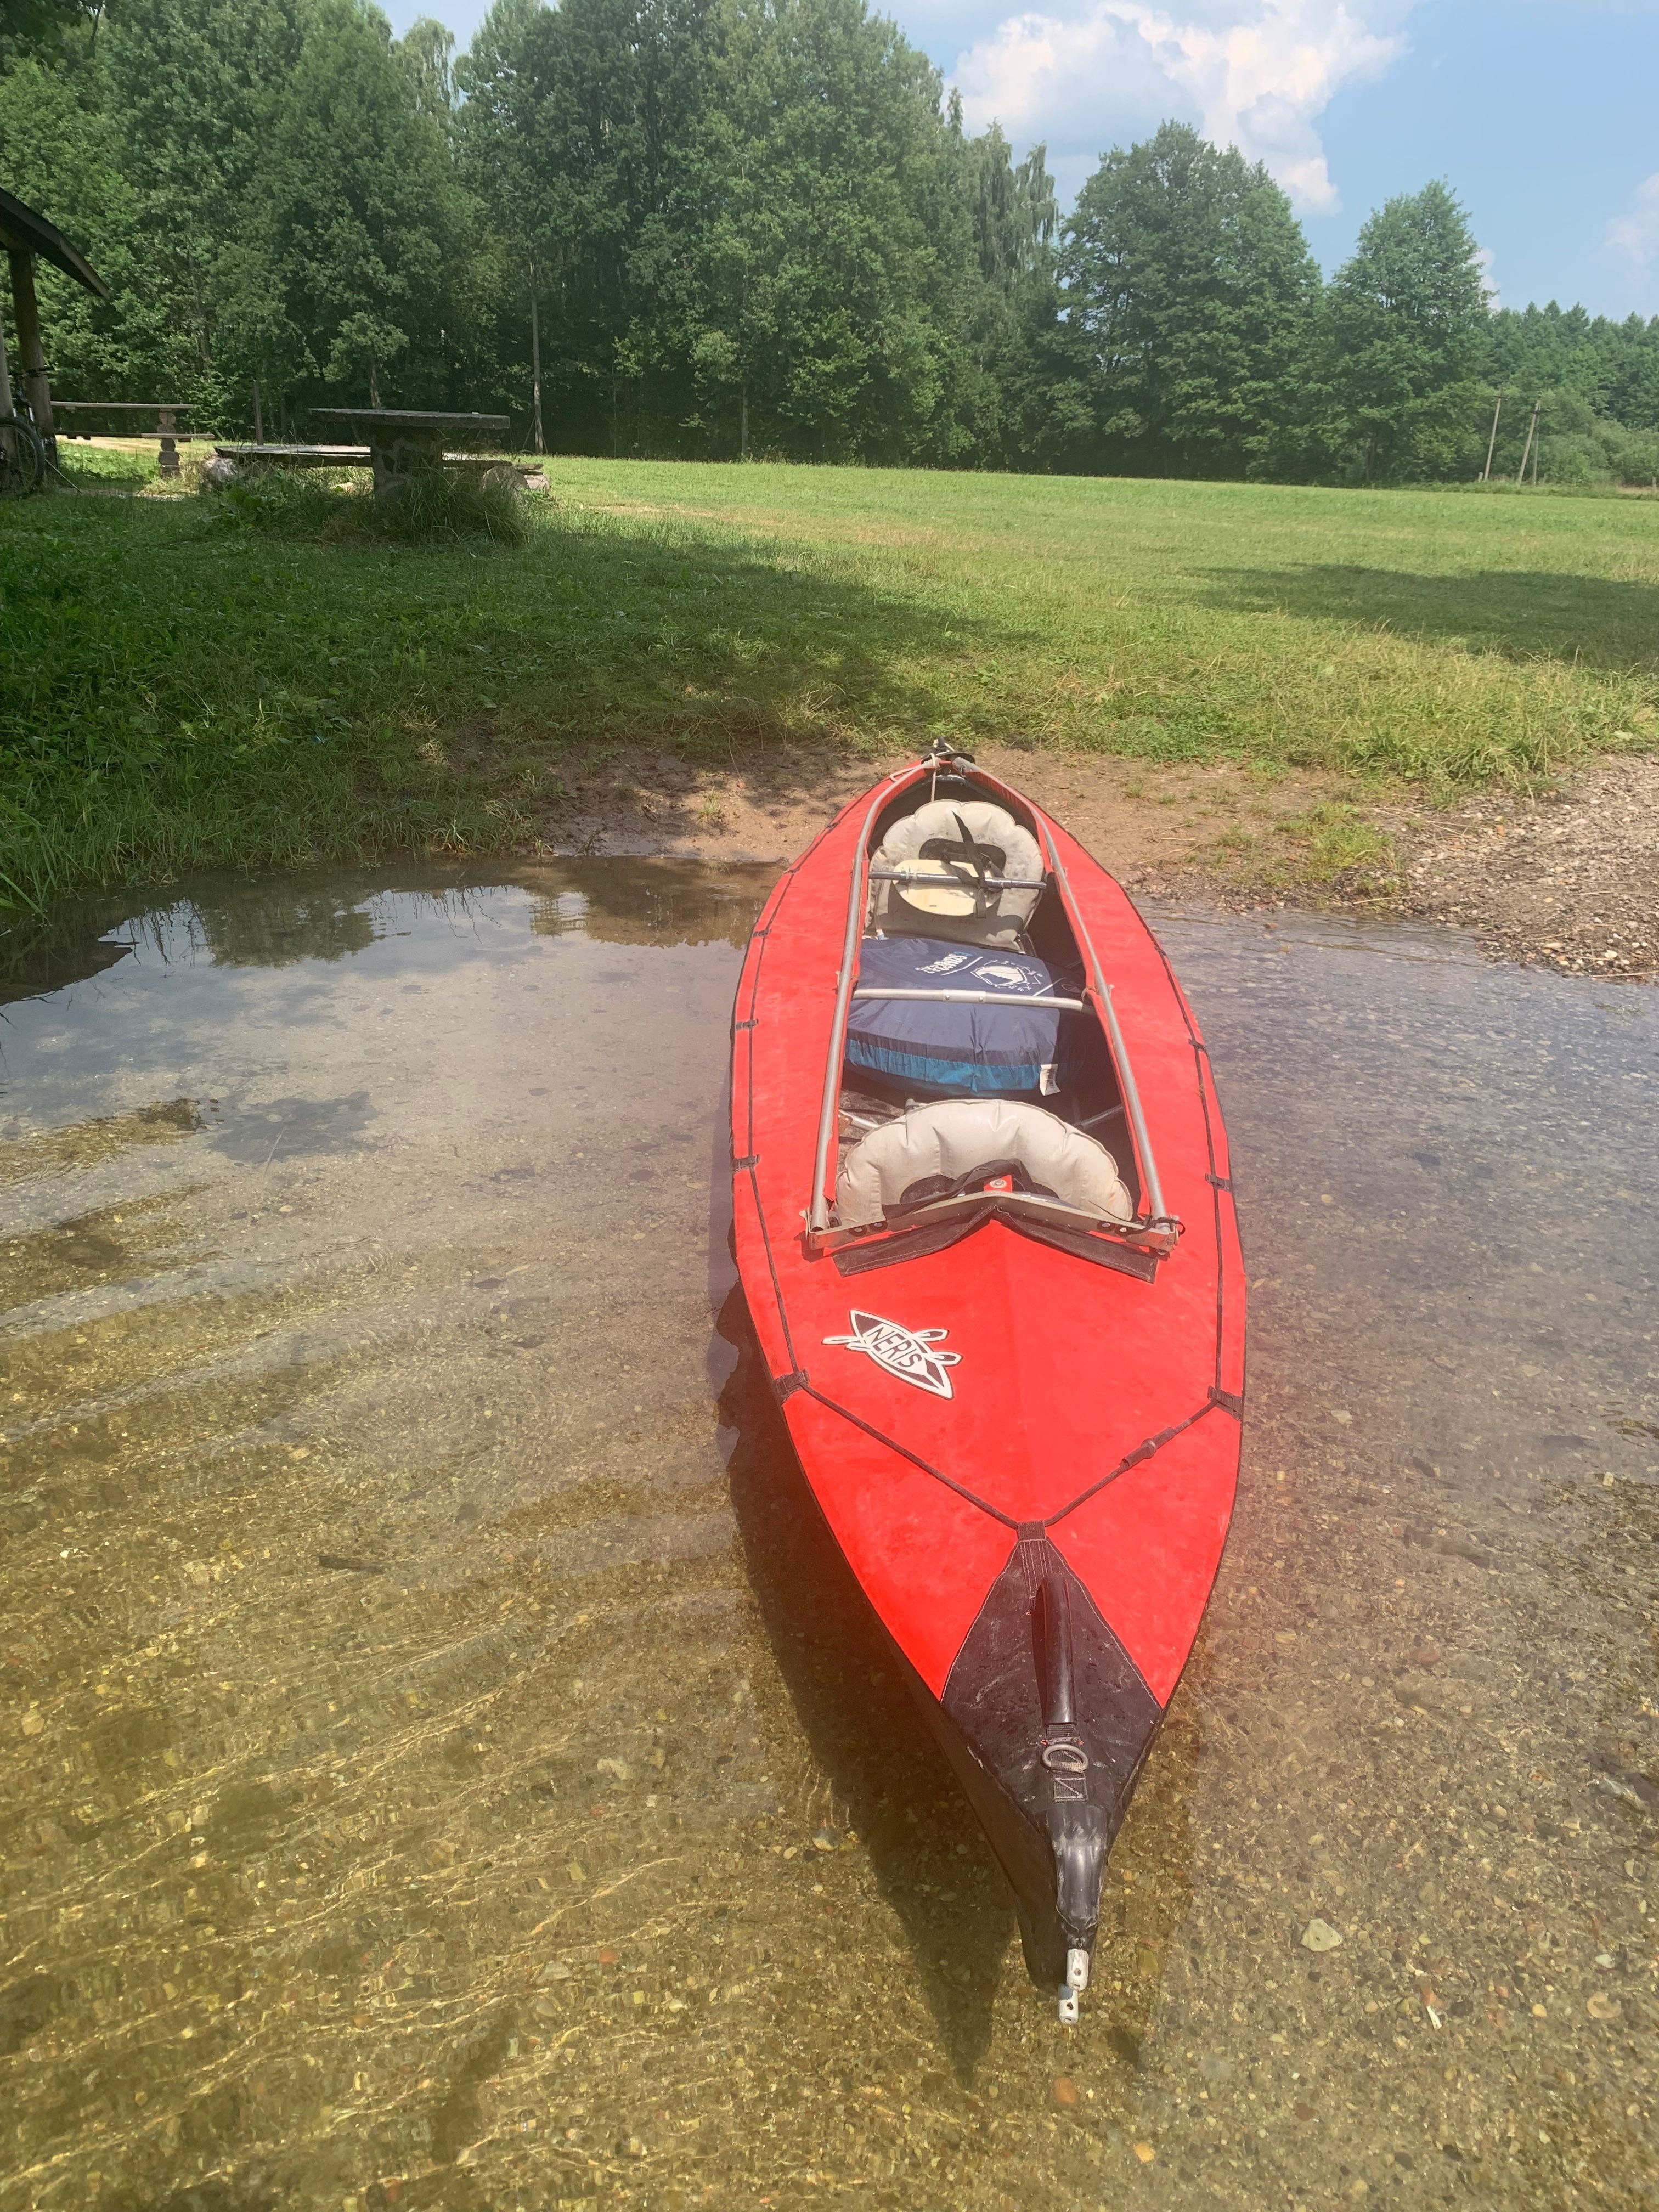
(1396, 753, 1659, 982)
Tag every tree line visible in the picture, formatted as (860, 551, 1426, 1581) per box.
(4, 0, 1658, 485)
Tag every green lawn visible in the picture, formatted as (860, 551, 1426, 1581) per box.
(3, 461, 1656, 912)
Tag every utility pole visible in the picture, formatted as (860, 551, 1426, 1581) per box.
(529, 261, 544, 455)
(1532, 410, 1542, 486)
(1482, 387, 1503, 481)
(740, 377, 749, 462)
(252, 380, 263, 444)
(1515, 399, 1541, 487)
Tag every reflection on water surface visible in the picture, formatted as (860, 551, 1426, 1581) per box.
(1, 862, 1655, 2211)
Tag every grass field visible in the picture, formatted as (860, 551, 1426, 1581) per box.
(3, 459, 1656, 912)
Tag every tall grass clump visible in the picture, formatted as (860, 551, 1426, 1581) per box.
(365, 466, 533, 548)
(206, 462, 533, 548)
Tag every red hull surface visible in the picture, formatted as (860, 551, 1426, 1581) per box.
(730, 758, 1245, 2007)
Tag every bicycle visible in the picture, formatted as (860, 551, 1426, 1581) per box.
(0, 410, 47, 496)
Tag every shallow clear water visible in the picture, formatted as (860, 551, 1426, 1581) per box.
(1, 863, 1656, 2212)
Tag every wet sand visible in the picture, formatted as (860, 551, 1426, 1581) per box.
(2, 862, 1656, 2210)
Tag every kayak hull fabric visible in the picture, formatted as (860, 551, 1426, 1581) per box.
(729, 758, 1246, 2008)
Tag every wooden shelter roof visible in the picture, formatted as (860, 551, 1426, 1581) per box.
(0, 184, 108, 299)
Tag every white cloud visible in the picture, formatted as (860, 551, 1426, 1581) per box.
(951, 0, 1412, 215)
(1474, 244, 1499, 311)
(1604, 171, 1659, 283)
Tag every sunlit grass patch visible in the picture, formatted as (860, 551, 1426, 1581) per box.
(52, 442, 159, 492)
(2, 460, 1656, 910)
(1272, 802, 1400, 886)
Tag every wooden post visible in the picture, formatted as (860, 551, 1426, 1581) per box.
(529, 263, 544, 455)
(7, 247, 56, 459)
(1482, 388, 1503, 481)
(1532, 411, 1542, 486)
(740, 378, 749, 461)
(253, 380, 263, 444)
(368, 426, 397, 497)
(0, 292, 15, 488)
(1515, 399, 1541, 487)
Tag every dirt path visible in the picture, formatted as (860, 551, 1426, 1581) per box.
(534, 741, 1659, 983)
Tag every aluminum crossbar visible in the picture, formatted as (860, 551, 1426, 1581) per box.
(866, 868, 1046, 890)
(850, 988, 1086, 1009)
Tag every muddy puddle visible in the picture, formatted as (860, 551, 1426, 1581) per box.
(1, 861, 1656, 2212)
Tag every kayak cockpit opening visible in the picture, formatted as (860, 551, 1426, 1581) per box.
(836, 1099, 1134, 1226)
(805, 749, 1183, 1270)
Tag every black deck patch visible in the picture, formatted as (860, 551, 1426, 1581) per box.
(939, 1541, 1162, 1982)
(832, 1205, 992, 1276)
(1001, 1210, 1160, 1281)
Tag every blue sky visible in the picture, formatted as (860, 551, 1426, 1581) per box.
(385, 0, 1659, 319)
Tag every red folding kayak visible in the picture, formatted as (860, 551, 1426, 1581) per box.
(729, 742, 1245, 2019)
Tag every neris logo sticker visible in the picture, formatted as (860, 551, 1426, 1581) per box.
(969, 960, 1042, 992)
(823, 1311, 962, 1398)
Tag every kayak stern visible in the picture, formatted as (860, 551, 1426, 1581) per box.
(928, 1528, 1164, 2017)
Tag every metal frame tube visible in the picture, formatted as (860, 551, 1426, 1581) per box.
(866, 868, 1046, 890)
(1037, 822, 1173, 1231)
(828, 1186, 1163, 1249)
(808, 774, 918, 1233)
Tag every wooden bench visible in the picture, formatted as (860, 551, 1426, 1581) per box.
(213, 443, 371, 468)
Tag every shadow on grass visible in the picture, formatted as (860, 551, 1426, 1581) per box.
(500, 504, 980, 767)
(716, 1283, 1016, 2081)
(0, 497, 993, 910)
(1198, 565, 1659, 675)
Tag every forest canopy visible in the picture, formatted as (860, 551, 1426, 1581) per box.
(4, 0, 1658, 485)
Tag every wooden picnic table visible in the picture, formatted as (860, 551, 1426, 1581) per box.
(55, 400, 192, 476)
(309, 408, 510, 496)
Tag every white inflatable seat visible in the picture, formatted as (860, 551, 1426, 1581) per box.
(867, 799, 1045, 948)
(837, 1097, 1133, 1229)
